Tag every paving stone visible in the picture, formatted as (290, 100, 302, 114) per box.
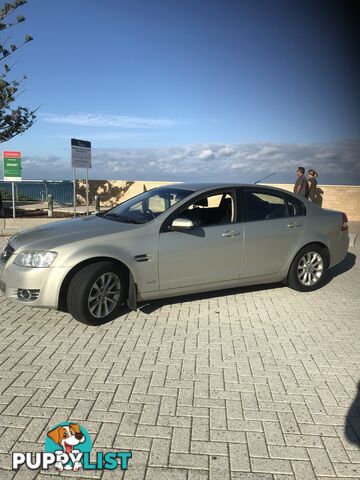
(146, 466, 187, 480)
(210, 455, 230, 480)
(308, 447, 336, 476)
(291, 460, 317, 480)
(263, 420, 285, 446)
(247, 431, 268, 458)
(333, 463, 360, 478)
(322, 436, 351, 463)
(0, 239, 359, 479)
(148, 438, 171, 467)
(169, 452, 208, 469)
(269, 445, 309, 461)
(191, 440, 228, 456)
(229, 443, 251, 471)
(284, 434, 323, 448)
(251, 457, 293, 475)
(231, 474, 273, 480)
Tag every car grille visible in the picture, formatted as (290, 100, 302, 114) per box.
(0, 243, 14, 264)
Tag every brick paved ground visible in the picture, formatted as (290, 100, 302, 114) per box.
(0, 237, 359, 479)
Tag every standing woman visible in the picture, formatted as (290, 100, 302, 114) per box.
(307, 169, 321, 205)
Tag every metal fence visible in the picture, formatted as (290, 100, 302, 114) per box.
(0, 180, 74, 217)
(0, 180, 73, 204)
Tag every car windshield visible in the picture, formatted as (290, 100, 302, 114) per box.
(101, 187, 193, 224)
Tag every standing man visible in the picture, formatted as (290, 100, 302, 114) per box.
(294, 167, 308, 197)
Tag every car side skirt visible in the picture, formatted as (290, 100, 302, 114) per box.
(137, 272, 285, 302)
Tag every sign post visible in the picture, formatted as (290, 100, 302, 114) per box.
(71, 139, 91, 216)
(85, 167, 89, 215)
(72, 166, 76, 217)
(3, 151, 22, 218)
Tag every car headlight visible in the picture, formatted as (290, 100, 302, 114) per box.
(14, 251, 57, 268)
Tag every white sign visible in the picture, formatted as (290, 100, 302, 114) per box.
(71, 138, 91, 168)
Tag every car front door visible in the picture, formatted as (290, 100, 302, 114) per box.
(240, 189, 305, 278)
(158, 190, 243, 290)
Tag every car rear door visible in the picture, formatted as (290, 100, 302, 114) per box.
(158, 189, 244, 290)
(240, 188, 305, 278)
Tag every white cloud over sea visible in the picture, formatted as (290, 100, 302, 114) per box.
(40, 113, 183, 128)
(21, 139, 360, 185)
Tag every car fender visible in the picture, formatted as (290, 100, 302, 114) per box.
(58, 239, 159, 297)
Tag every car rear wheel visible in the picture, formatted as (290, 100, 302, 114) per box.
(67, 261, 127, 324)
(287, 244, 328, 292)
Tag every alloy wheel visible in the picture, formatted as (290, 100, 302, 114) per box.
(297, 251, 324, 287)
(88, 272, 121, 318)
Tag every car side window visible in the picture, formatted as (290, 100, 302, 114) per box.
(245, 191, 288, 221)
(178, 192, 235, 227)
(285, 195, 306, 217)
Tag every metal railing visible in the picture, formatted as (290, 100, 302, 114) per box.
(0, 180, 73, 203)
(0, 180, 74, 217)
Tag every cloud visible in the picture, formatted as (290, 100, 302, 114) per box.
(198, 148, 215, 160)
(217, 146, 235, 156)
(314, 152, 337, 159)
(40, 113, 183, 128)
(20, 140, 360, 185)
(246, 145, 285, 161)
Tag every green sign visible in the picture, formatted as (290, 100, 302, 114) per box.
(3, 151, 22, 181)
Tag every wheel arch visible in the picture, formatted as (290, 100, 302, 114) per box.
(287, 241, 330, 283)
(58, 256, 131, 312)
(297, 241, 330, 264)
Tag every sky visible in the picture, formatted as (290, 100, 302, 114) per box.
(2, 0, 360, 184)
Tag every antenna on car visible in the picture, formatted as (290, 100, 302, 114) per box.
(254, 172, 276, 184)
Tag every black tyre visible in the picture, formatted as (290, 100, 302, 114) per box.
(67, 261, 128, 325)
(287, 244, 329, 292)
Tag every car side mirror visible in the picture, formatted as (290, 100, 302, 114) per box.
(171, 218, 194, 231)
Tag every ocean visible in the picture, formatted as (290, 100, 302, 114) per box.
(0, 181, 74, 204)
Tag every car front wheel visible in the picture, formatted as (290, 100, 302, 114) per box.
(287, 245, 329, 292)
(67, 261, 127, 324)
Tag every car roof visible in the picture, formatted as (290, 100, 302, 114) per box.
(159, 182, 291, 193)
(158, 182, 233, 191)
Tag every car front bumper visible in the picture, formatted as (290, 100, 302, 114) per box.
(0, 257, 68, 309)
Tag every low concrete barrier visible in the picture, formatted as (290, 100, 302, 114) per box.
(1, 181, 359, 241)
(75, 180, 360, 222)
(264, 184, 360, 221)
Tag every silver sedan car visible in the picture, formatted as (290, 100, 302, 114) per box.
(0, 183, 349, 324)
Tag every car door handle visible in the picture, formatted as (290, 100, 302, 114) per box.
(287, 222, 303, 228)
(222, 230, 241, 237)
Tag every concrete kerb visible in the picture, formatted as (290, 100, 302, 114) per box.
(348, 222, 359, 246)
(350, 233, 357, 247)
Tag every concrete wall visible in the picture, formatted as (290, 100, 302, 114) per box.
(77, 180, 360, 221)
(264, 184, 360, 221)
(76, 180, 173, 208)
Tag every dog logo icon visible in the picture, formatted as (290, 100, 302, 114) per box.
(13, 421, 132, 472)
(45, 422, 92, 471)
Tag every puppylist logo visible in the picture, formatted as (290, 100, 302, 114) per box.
(12, 422, 132, 472)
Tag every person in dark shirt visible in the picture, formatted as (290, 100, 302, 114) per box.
(293, 167, 307, 197)
(307, 169, 318, 201)
(307, 169, 323, 205)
